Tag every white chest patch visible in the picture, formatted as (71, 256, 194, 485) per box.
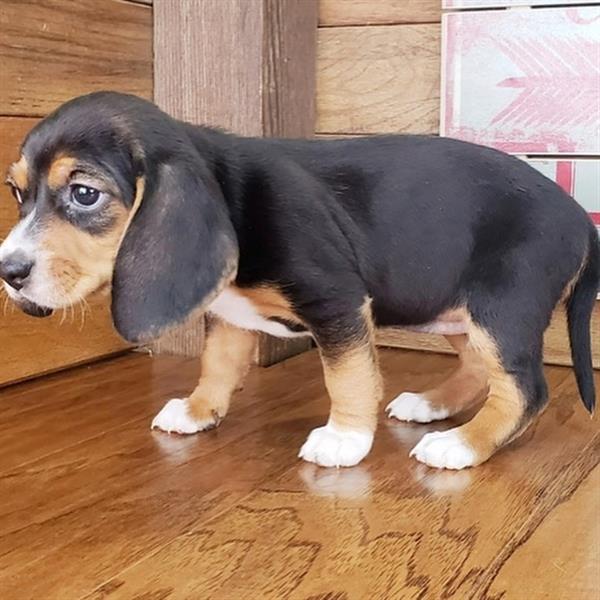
(208, 287, 310, 338)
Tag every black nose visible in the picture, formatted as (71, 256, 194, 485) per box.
(0, 253, 34, 291)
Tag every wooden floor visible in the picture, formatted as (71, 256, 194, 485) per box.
(0, 348, 598, 600)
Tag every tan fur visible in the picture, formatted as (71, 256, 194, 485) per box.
(117, 177, 145, 247)
(421, 333, 489, 414)
(40, 205, 130, 301)
(7, 155, 29, 190)
(47, 156, 77, 190)
(37, 177, 143, 302)
(187, 318, 257, 424)
(321, 299, 383, 432)
(456, 323, 527, 464)
(560, 249, 588, 304)
(234, 285, 303, 324)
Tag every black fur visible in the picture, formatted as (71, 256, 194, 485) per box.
(17, 91, 599, 411)
(112, 160, 237, 343)
(567, 229, 599, 413)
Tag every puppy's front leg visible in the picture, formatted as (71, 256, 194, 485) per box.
(299, 300, 383, 467)
(152, 318, 257, 434)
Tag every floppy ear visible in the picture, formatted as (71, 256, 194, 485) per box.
(111, 160, 238, 343)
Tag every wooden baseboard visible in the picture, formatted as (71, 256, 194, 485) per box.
(257, 335, 313, 367)
(377, 303, 600, 369)
(150, 314, 205, 357)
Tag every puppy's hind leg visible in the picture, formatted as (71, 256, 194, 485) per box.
(387, 334, 489, 423)
(411, 313, 548, 470)
(152, 318, 257, 434)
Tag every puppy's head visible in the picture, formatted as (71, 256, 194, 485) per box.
(0, 92, 238, 342)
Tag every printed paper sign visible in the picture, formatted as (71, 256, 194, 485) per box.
(442, 7, 600, 154)
(444, 1, 585, 8)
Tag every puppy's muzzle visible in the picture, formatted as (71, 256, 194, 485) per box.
(0, 251, 33, 291)
(0, 252, 53, 318)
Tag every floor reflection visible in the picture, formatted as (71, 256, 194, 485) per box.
(298, 462, 373, 499)
(413, 463, 472, 494)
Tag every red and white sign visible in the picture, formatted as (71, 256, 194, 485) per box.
(444, 1, 586, 8)
(526, 159, 600, 227)
(442, 7, 600, 154)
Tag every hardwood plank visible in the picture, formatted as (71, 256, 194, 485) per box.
(0, 353, 185, 472)
(1, 351, 596, 599)
(320, 0, 441, 26)
(378, 303, 600, 369)
(316, 24, 441, 134)
(0, 117, 129, 385)
(487, 465, 600, 599)
(0, 350, 336, 599)
(85, 362, 599, 599)
(0, 0, 152, 117)
(0, 349, 587, 599)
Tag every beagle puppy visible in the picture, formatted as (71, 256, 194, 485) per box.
(1, 92, 598, 470)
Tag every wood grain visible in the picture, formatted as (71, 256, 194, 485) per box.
(0, 117, 129, 386)
(0, 0, 152, 117)
(320, 0, 441, 26)
(263, 0, 318, 138)
(154, 0, 264, 135)
(153, 0, 316, 362)
(0, 349, 597, 598)
(487, 465, 600, 600)
(378, 303, 600, 369)
(316, 24, 441, 134)
(90, 354, 599, 599)
(0, 350, 333, 598)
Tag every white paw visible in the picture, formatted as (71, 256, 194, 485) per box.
(151, 398, 213, 434)
(298, 423, 373, 468)
(410, 429, 476, 470)
(386, 392, 450, 423)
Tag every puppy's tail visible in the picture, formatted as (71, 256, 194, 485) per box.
(566, 226, 599, 414)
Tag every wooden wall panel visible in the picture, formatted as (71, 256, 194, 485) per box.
(154, 0, 317, 363)
(316, 24, 441, 134)
(0, 118, 129, 386)
(0, 0, 150, 384)
(320, 0, 441, 26)
(377, 304, 600, 369)
(0, 0, 152, 117)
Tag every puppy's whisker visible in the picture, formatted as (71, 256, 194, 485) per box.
(78, 299, 87, 332)
(82, 296, 93, 316)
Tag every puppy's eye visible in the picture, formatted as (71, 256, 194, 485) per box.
(10, 186, 23, 205)
(70, 184, 101, 207)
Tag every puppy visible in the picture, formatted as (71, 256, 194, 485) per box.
(1, 92, 597, 469)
